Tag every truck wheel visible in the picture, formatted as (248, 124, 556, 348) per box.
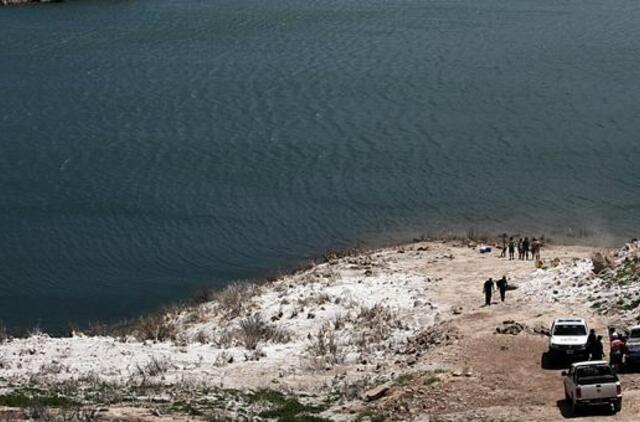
(572, 399, 581, 415)
(614, 399, 622, 413)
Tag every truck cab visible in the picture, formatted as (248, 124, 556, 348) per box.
(549, 317, 589, 360)
(563, 361, 622, 414)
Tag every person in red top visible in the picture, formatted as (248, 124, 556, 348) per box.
(610, 333, 626, 368)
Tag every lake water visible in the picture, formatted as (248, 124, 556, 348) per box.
(1, 0, 639, 332)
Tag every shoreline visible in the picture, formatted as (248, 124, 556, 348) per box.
(0, 232, 620, 338)
(0, 231, 619, 338)
(2, 238, 638, 420)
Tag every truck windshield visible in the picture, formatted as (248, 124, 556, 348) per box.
(576, 365, 617, 385)
(630, 329, 640, 339)
(554, 325, 586, 336)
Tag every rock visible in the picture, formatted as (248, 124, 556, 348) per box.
(363, 383, 392, 401)
(452, 306, 463, 315)
(452, 370, 462, 377)
(531, 323, 551, 337)
(403, 321, 461, 353)
(496, 321, 526, 335)
(592, 252, 617, 274)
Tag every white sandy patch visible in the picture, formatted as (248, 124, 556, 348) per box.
(0, 251, 442, 395)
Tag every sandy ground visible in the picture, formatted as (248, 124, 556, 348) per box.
(359, 241, 640, 421)
(1, 240, 639, 421)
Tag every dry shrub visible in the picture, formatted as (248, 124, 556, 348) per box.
(0, 356, 10, 370)
(86, 321, 110, 337)
(297, 292, 332, 308)
(0, 321, 7, 343)
(238, 314, 291, 350)
(27, 326, 45, 337)
(214, 351, 234, 367)
(184, 306, 208, 325)
(212, 329, 234, 348)
(357, 304, 396, 328)
(39, 361, 67, 376)
(135, 355, 172, 378)
(354, 304, 402, 347)
(134, 314, 178, 342)
(194, 329, 210, 344)
(333, 313, 348, 330)
(309, 323, 343, 365)
(192, 288, 216, 305)
(215, 282, 257, 319)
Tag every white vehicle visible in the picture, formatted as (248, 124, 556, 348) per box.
(548, 317, 589, 359)
(563, 361, 622, 414)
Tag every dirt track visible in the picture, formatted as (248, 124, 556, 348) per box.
(367, 242, 640, 421)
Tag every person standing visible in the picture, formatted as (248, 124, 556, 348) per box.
(483, 278, 494, 306)
(591, 335, 605, 360)
(534, 238, 542, 261)
(610, 333, 625, 369)
(500, 235, 507, 258)
(496, 276, 508, 302)
(517, 238, 524, 260)
(523, 237, 531, 260)
(586, 329, 596, 358)
(508, 237, 515, 260)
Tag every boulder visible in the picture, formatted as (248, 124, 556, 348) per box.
(496, 321, 526, 335)
(592, 252, 617, 274)
(363, 382, 391, 401)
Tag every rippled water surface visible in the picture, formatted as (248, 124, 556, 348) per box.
(1, 0, 639, 331)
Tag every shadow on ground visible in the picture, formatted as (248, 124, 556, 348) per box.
(541, 352, 570, 370)
(557, 399, 617, 419)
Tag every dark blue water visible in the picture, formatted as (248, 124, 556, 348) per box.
(1, 0, 639, 332)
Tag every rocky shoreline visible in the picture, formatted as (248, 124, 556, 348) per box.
(1, 239, 639, 420)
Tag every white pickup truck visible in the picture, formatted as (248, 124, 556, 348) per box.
(563, 361, 622, 414)
(548, 317, 589, 360)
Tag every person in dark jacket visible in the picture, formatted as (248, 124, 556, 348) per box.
(483, 278, 494, 306)
(508, 237, 515, 260)
(517, 238, 524, 260)
(496, 276, 508, 302)
(591, 335, 605, 360)
(523, 237, 531, 260)
(586, 329, 596, 358)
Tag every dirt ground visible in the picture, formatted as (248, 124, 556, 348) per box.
(365, 242, 640, 421)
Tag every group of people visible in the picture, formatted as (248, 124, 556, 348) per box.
(499, 236, 543, 261)
(586, 329, 605, 360)
(586, 329, 627, 368)
(482, 276, 509, 306)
